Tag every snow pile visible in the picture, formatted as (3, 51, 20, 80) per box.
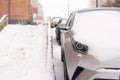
(0, 24, 54, 80)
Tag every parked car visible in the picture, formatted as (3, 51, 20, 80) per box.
(56, 8, 120, 80)
(50, 17, 62, 28)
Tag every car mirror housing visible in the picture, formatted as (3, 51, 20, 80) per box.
(57, 25, 66, 30)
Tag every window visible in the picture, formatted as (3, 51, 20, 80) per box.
(66, 12, 75, 30)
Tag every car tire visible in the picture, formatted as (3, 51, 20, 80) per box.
(64, 62, 69, 80)
(61, 47, 64, 62)
(58, 38, 61, 45)
(56, 34, 61, 46)
(63, 49, 69, 80)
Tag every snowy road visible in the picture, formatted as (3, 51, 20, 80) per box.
(51, 28, 64, 80)
(0, 24, 54, 80)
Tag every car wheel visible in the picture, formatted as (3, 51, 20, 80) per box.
(57, 34, 61, 45)
(58, 38, 61, 45)
(63, 49, 69, 80)
(61, 47, 64, 62)
(64, 61, 69, 80)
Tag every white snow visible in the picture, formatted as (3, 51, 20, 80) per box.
(72, 10, 120, 62)
(51, 28, 64, 80)
(0, 24, 54, 80)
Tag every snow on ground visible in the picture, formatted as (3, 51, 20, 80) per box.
(51, 28, 64, 80)
(0, 24, 54, 80)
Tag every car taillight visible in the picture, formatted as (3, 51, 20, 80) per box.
(72, 41, 88, 55)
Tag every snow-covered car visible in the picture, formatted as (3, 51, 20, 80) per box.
(59, 8, 120, 80)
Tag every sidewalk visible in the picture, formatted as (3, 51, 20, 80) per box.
(0, 24, 54, 80)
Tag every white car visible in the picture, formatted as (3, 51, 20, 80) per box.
(58, 8, 120, 80)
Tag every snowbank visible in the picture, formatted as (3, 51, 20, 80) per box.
(0, 24, 54, 80)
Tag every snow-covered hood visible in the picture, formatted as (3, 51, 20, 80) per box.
(72, 10, 120, 70)
(77, 52, 120, 71)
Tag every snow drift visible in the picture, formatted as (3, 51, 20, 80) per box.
(0, 24, 54, 80)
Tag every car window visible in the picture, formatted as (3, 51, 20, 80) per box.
(66, 13, 75, 30)
(68, 19, 72, 26)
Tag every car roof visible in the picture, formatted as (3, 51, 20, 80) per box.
(74, 8, 120, 14)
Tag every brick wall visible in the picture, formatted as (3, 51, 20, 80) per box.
(0, 0, 32, 21)
(0, 0, 8, 18)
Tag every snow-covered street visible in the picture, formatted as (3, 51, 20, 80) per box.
(0, 24, 54, 80)
(51, 28, 64, 80)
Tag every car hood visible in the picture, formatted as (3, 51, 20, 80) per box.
(73, 35, 120, 70)
(71, 10, 120, 71)
(77, 54, 120, 71)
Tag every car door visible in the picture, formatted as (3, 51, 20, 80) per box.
(60, 12, 75, 47)
(61, 12, 83, 79)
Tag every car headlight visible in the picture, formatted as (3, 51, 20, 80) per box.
(72, 41, 88, 55)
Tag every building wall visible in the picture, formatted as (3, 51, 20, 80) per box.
(91, 0, 119, 7)
(10, 0, 32, 21)
(38, 3, 44, 20)
(33, 7, 38, 13)
(0, 0, 8, 18)
(0, 0, 43, 23)
(31, 0, 38, 7)
(32, 0, 44, 21)
(0, 0, 32, 22)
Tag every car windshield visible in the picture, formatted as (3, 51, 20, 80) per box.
(72, 10, 120, 62)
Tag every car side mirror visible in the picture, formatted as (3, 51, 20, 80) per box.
(51, 17, 62, 28)
(56, 23, 67, 30)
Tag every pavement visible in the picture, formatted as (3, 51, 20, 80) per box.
(0, 23, 64, 80)
(0, 24, 54, 80)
